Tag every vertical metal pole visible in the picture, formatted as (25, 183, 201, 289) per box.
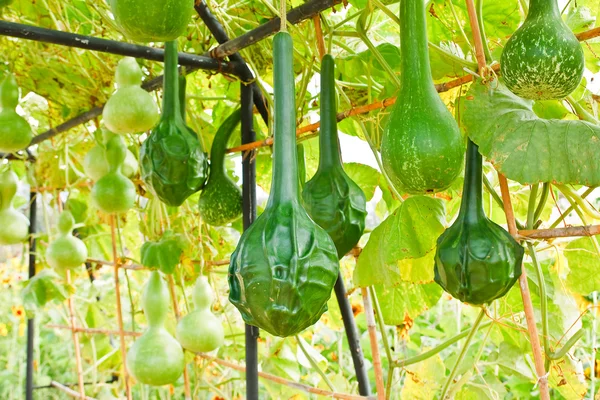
(25, 191, 37, 400)
(240, 82, 260, 399)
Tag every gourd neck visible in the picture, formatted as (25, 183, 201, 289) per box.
(267, 32, 300, 206)
(209, 108, 241, 181)
(161, 41, 183, 121)
(317, 54, 343, 171)
(0, 169, 16, 211)
(142, 271, 169, 328)
(459, 140, 485, 223)
(527, 0, 560, 19)
(400, 0, 436, 94)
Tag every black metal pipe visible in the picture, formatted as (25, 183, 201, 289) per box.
(240, 82, 260, 399)
(25, 192, 37, 400)
(334, 275, 371, 396)
(195, 0, 269, 125)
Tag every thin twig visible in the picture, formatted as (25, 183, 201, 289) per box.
(49, 381, 97, 400)
(361, 288, 385, 399)
(66, 270, 86, 398)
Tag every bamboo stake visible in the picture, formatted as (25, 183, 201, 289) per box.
(66, 270, 86, 399)
(361, 288, 385, 400)
(109, 215, 132, 400)
(49, 381, 97, 400)
(167, 276, 192, 400)
(313, 15, 326, 60)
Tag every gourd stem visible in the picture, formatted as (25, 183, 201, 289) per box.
(528, 0, 560, 18)
(208, 109, 242, 181)
(317, 55, 343, 170)
(267, 32, 299, 206)
(162, 41, 181, 120)
(459, 140, 485, 222)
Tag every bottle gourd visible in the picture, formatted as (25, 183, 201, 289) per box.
(126, 271, 184, 386)
(198, 108, 243, 226)
(176, 276, 224, 353)
(0, 74, 33, 153)
(103, 58, 159, 134)
(83, 130, 138, 181)
(381, 0, 464, 194)
(46, 211, 88, 270)
(111, 0, 192, 42)
(434, 141, 524, 305)
(0, 168, 29, 245)
(302, 55, 367, 258)
(501, 0, 584, 100)
(140, 41, 209, 207)
(228, 32, 339, 337)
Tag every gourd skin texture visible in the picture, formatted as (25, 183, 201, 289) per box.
(0, 169, 29, 245)
(198, 108, 242, 226)
(434, 141, 524, 305)
(501, 0, 584, 100)
(140, 42, 208, 207)
(103, 58, 159, 134)
(176, 276, 224, 353)
(127, 271, 184, 386)
(46, 211, 87, 270)
(0, 74, 33, 153)
(229, 33, 339, 338)
(381, 0, 464, 194)
(302, 55, 367, 258)
(111, 0, 193, 42)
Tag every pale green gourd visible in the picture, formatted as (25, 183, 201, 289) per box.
(0, 168, 29, 245)
(83, 130, 138, 181)
(0, 74, 33, 153)
(46, 211, 88, 270)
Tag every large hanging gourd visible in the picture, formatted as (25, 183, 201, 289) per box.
(46, 211, 88, 271)
(126, 271, 184, 386)
(140, 41, 209, 207)
(228, 32, 339, 338)
(102, 58, 159, 134)
(434, 141, 524, 305)
(83, 130, 138, 181)
(110, 0, 193, 42)
(302, 55, 367, 258)
(91, 135, 136, 214)
(0, 168, 29, 245)
(198, 108, 243, 226)
(0, 74, 33, 153)
(176, 276, 224, 353)
(381, 0, 464, 194)
(501, 0, 584, 100)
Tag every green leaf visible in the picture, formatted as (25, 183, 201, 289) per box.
(463, 81, 600, 186)
(565, 236, 600, 295)
(343, 162, 381, 201)
(21, 269, 74, 317)
(354, 196, 446, 287)
(375, 282, 442, 325)
(140, 231, 185, 274)
(400, 354, 445, 400)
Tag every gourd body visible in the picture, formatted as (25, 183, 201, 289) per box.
(176, 276, 224, 352)
(228, 33, 339, 338)
(83, 144, 138, 181)
(501, 0, 584, 100)
(140, 42, 208, 207)
(302, 55, 367, 258)
(103, 58, 159, 134)
(126, 271, 184, 386)
(434, 141, 524, 305)
(0, 169, 29, 245)
(46, 211, 87, 270)
(91, 136, 136, 214)
(381, 0, 464, 194)
(0, 74, 33, 153)
(198, 109, 242, 226)
(111, 0, 193, 42)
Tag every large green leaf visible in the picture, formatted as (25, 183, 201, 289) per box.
(463, 81, 600, 186)
(400, 354, 445, 400)
(565, 236, 600, 295)
(344, 162, 381, 201)
(375, 282, 442, 325)
(21, 270, 74, 317)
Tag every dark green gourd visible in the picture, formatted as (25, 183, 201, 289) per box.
(0, 74, 33, 153)
(0, 168, 29, 245)
(198, 108, 243, 226)
(126, 271, 184, 385)
(140, 41, 209, 207)
(501, 0, 584, 100)
(228, 32, 339, 337)
(434, 141, 524, 305)
(381, 0, 464, 194)
(302, 55, 367, 258)
(46, 211, 88, 271)
(111, 0, 193, 42)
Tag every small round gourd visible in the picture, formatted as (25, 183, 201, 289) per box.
(501, 0, 584, 100)
(176, 276, 224, 353)
(46, 211, 88, 270)
(83, 142, 138, 181)
(0, 168, 29, 245)
(0, 74, 33, 153)
(103, 58, 159, 134)
(91, 135, 136, 214)
(111, 0, 193, 42)
(126, 271, 184, 386)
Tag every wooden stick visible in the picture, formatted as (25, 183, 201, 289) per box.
(47, 324, 142, 337)
(464, 0, 486, 73)
(66, 270, 86, 399)
(109, 216, 132, 400)
(361, 288, 385, 399)
(498, 174, 550, 400)
(313, 15, 326, 60)
(49, 381, 97, 400)
(167, 276, 192, 400)
(518, 225, 600, 239)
